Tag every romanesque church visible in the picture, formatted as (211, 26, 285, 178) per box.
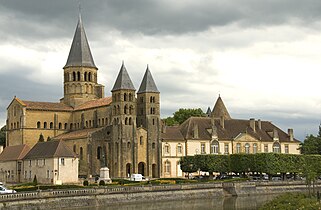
(6, 15, 161, 178)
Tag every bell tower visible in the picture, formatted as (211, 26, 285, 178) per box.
(61, 14, 104, 107)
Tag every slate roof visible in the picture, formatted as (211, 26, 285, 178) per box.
(161, 126, 185, 141)
(24, 140, 76, 159)
(0, 145, 30, 161)
(162, 117, 300, 143)
(21, 100, 73, 111)
(137, 66, 159, 94)
(64, 14, 97, 69)
(211, 96, 231, 120)
(53, 128, 102, 140)
(111, 62, 136, 92)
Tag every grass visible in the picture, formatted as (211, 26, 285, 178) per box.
(260, 193, 321, 210)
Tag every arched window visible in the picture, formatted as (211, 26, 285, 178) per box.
(86, 121, 88, 128)
(89, 120, 92, 127)
(273, 142, 281, 153)
(140, 136, 143, 145)
(77, 71, 81, 81)
(73, 145, 76, 153)
(129, 106, 133, 114)
(37, 121, 41, 128)
(70, 123, 73, 130)
(236, 143, 241, 153)
(44, 122, 47, 129)
(80, 147, 83, 160)
(117, 105, 120, 115)
(210, 141, 219, 154)
(98, 119, 101, 126)
(164, 160, 171, 174)
(102, 118, 105, 125)
(58, 123, 62, 129)
(129, 118, 132, 125)
(127, 142, 131, 148)
(152, 143, 156, 149)
(50, 122, 53, 129)
(73, 72, 76, 81)
(245, 143, 250, 154)
(88, 72, 92, 81)
(64, 123, 67, 130)
(125, 118, 128, 125)
(253, 143, 257, 154)
(84, 72, 87, 81)
(164, 143, 170, 154)
(129, 93, 132, 101)
(97, 146, 102, 159)
(124, 105, 128, 114)
(150, 96, 153, 103)
(124, 93, 127, 101)
(152, 119, 155, 125)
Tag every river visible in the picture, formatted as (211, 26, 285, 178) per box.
(64, 195, 276, 210)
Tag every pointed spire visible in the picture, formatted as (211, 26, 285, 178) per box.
(111, 62, 135, 92)
(211, 95, 231, 120)
(137, 65, 159, 94)
(64, 14, 97, 69)
(206, 107, 211, 117)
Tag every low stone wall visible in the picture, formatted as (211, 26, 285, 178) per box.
(0, 181, 317, 210)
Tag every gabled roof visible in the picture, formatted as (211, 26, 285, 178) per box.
(74, 97, 112, 110)
(161, 126, 185, 141)
(137, 66, 159, 94)
(52, 128, 102, 141)
(0, 145, 30, 161)
(211, 96, 231, 120)
(111, 62, 135, 92)
(24, 140, 76, 159)
(168, 117, 300, 143)
(64, 14, 97, 69)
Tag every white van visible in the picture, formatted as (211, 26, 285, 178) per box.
(130, 174, 145, 181)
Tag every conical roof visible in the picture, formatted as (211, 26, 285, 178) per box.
(206, 107, 211, 116)
(111, 62, 135, 92)
(137, 66, 159, 94)
(64, 15, 97, 69)
(211, 95, 231, 119)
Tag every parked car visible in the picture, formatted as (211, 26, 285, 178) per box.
(130, 174, 146, 181)
(0, 185, 16, 194)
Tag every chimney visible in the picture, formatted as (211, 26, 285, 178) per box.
(220, 116, 225, 129)
(288, 128, 294, 141)
(250, 118, 256, 132)
(258, 119, 262, 130)
(193, 124, 199, 139)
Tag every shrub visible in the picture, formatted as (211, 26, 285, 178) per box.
(99, 180, 105, 186)
(83, 180, 89, 186)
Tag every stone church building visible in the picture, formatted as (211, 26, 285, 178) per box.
(6, 15, 161, 178)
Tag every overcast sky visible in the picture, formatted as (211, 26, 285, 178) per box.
(1, 0, 321, 141)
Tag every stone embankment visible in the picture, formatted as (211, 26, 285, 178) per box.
(0, 181, 318, 210)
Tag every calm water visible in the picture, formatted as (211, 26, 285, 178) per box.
(64, 195, 277, 210)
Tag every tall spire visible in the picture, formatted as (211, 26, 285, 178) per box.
(64, 14, 97, 69)
(137, 65, 159, 94)
(211, 95, 231, 120)
(111, 62, 135, 92)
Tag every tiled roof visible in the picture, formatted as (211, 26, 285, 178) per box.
(137, 66, 159, 94)
(64, 14, 97, 69)
(166, 117, 300, 143)
(74, 97, 112, 110)
(24, 140, 76, 159)
(0, 145, 30, 161)
(53, 128, 102, 140)
(161, 126, 185, 141)
(111, 62, 136, 92)
(211, 96, 231, 120)
(22, 100, 73, 111)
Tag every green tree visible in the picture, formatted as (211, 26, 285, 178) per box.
(0, 125, 6, 146)
(180, 156, 199, 178)
(164, 108, 205, 126)
(300, 124, 321, 154)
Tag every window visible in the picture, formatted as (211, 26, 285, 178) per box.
(164, 160, 171, 174)
(60, 158, 65, 165)
(50, 122, 53, 129)
(58, 123, 62, 129)
(224, 144, 229, 155)
(152, 143, 156, 149)
(124, 93, 127, 101)
(140, 136, 143, 145)
(80, 147, 83, 160)
(285, 144, 289, 154)
(201, 143, 206, 154)
(29, 171, 32, 179)
(127, 142, 131, 148)
(273, 142, 281, 153)
(177, 144, 182, 154)
(245, 143, 250, 154)
(24, 171, 27, 179)
(210, 141, 219, 154)
(77, 71, 81, 81)
(88, 72, 92, 81)
(37, 121, 41, 128)
(129, 118, 132, 125)
(164, 144, 170, 154)
(73, 145, 76, 153)
(264, 144, 268, 153)
(47, 170, 50, 179)
(97, 146, 101, 159)
(64, 123, 67, 130)
(253, 143, 257, 154)
(29, 160, 32, 166)
(236, 143, 241, 153)
(84, 72, 87, 81)
(73, 72, 76, 81)
(44, 122, 47, 129)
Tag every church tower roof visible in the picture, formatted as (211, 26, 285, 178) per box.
(211, 95, 231, 120)
(64, 14, 97, 69)
(137, 65, 159, 94)
(111, 62, 136, 92)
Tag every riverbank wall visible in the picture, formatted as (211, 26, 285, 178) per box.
(0, 181, 319, 210)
